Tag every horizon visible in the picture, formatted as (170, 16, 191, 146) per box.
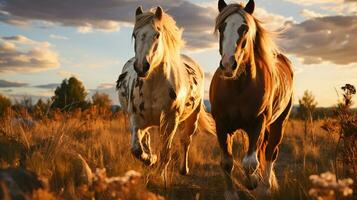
(1, 0, 357, 108)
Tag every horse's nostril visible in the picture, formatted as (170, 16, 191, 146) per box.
(143, 64, 150, 73)
(232, 60, 238, 70)
(143, 59, 150, 73)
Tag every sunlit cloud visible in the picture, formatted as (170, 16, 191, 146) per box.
(300, 9, 325, 19)
(57, 70, 80, 79)
(49, 34, 69, 40)
(98, 83, 115, 89)
(34, 83, 60, 89)
(0, 35, 60, 73)
(281, 16, 357, 65)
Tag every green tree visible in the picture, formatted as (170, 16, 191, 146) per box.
(0, 93, 11, 115)
(52, 77, 88, 111)
(299, 90, 318, 141)
(299, 90, 318, 121)
(92, 92, 112, 110)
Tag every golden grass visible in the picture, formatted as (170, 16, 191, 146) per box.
(0, 110, 354, 200)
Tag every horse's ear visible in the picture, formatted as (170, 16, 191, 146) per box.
(244, 0, 255, 14)
(155, 6, 163, 21)
(218, 0, 227, 12)
(135, 6, 143, 17)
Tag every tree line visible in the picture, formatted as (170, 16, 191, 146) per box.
(0, 77, 115, 116)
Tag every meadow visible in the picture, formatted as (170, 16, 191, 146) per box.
(0, 104, 355, 200)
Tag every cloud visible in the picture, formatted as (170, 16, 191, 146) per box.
(0, 0, 295, 51)
(49, 34, 68, 40)
(0, 35, 60, 73)
(283, 0, 342, 6)
(254, 7, 294, 31)
(281, 16, 357, 65)
(0, 79, 28, 87)
(300, 9, 325, 19)
(0, 0, 214, 50)
(2, 35, 36, 44)
(1, 89, 13, 93)
(284, 0, 357, 15)
(57, 70, 80, 78)
(286, 0, 356, 5)
(77, 25, 94, 34)
(34, 83, 59, 89)
(98, 83, 115, 89)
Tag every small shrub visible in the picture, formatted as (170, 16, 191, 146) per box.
(309, 171, 353, 200)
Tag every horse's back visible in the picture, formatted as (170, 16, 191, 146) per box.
(116, 58, 136, 112)
(181, 54, 204, 79)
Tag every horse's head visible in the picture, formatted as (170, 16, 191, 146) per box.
(133, 6, 164, 78)
(216, 0, 255, 78)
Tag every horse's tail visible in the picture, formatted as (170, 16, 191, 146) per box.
(197, 102, 216, 136)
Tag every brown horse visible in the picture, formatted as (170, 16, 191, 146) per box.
(210, 0, 294, 198)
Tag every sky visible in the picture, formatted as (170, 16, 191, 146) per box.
(0, 0, 357, 107)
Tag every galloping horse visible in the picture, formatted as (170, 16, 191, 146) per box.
(117, 6, 215, 175)
(210, 0, 294, 198)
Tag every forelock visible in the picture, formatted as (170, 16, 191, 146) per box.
(215, 4, 244, 34)
(133, 12, 155, 35)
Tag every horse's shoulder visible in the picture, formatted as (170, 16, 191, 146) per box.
(117, 57, 136, 90)
(122, 57, 135, 72)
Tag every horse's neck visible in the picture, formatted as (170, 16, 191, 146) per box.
(153, 55, 187, 94)
(150, 53, 181, 76)
(239, 56, 257, 81)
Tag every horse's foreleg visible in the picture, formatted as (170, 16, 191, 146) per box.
(179, 107, 199, 175)
(264, 98, 292, 192)
(142, 130, 158, 166)
(217, 125, 238, 199)
(243, 115, 266, 189)
(158, 111, 179, 173)
(130, 127, 157, 166)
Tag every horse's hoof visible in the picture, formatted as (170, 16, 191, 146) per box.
(149, 154, 158, 166)
(143, 154, 157, 166)
(179, 167, 189, 176)
(242, 154, 259, 174)
(244, 173, 259, 190)
(251, 184, 272, 199)
(224, 190, 240, 200)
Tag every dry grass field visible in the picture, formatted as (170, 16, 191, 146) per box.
(0, 106, 355, 200)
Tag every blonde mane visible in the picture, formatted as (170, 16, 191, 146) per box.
(133, 8, 185, 60)
(214, 4, 279, 77)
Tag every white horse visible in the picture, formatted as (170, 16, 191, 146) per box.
(116, 6, 215, 175)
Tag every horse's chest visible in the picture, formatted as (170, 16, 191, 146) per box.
(211, 86, 262, 130)
(129, 81, 169, 123)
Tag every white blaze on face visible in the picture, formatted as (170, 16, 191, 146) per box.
(134, 24, 159, 69)
(221, 13, 245, 68)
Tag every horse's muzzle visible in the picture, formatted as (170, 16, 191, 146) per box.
(219, 58, 238, 78)
(134, 59, 150, 77)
